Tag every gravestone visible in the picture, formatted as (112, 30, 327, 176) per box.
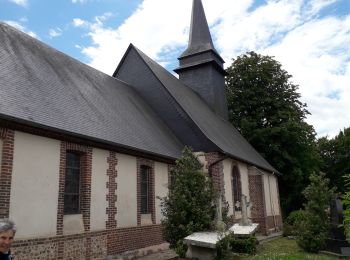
(324, 196, 350, 256)
(184, 194, 258, 259)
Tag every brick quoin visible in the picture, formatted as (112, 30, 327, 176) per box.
(205, 152, 226, 202)
(0, 128, 14, 219)
(106, 151, 118, 255)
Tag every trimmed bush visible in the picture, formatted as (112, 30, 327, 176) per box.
(216, 233, 257, 259)
(230, 235, 257, 254)
(283, 209, 306, 237)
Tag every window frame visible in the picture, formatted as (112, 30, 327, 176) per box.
(140, 165, 151, 214)
(64, 151, 82, 215)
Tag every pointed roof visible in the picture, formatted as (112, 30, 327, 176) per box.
(0, 22, 183, 160)
(115, 44, 277, 173)
(179, 0, 221, 59)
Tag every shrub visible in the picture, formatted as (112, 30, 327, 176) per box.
(174, 240, 187, 258)
(215, 233, 257, 259)
(215, 233, 234, 260)
(283, 209, 306, 237)
(230, 235, 257, 254)
(297, 172, 335, 252)
(160, 146, 217, 257)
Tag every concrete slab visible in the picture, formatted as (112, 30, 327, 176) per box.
(184, 231, 221, 249)
(229, 223, 259, 236)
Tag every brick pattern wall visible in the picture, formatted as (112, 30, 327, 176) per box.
(136, 158, 155, 225)
(248, 174, 267, 234)
(106, 151, 118, 254)
(205, 152, 226, 210)
(205, 153, 225, 197)
(111, 225, 164, 254)
(12, 225, 164, 259)
(12, 231, 107, 260)
(12, 224, 165, 260)
(0, 128, 14, 218)
(56, 142, 92, 259)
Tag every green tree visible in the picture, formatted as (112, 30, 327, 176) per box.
(160, 146, 216, 257)
(225, 51, 319, 215)
(318, 127, 350, 193)
(297, 172, 335, 252)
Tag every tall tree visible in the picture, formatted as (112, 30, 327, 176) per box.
(318, 127, 350, 193)
(226, 51, 319, 215)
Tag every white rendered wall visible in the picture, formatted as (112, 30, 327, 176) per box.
(9, 131, 60, 239)
(238, 162, 251, 218)
(263, 174, 280, 216)
(263, 173, 271, 215)
(223, 159, 234, 216)
(155, 162, 169, 224)
(116, 153, 137, 227)
(90, 148, 109, 231)
(271, 175, 280, 215)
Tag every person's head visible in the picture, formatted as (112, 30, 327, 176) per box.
(0, 219, 16, 253)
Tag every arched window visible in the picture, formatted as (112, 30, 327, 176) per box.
(232, 165, 242, 211)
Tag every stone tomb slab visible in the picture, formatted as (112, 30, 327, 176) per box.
(341, 247, 350, 256)
(184, 231, 221, 249)
(229, 223, 259, 236)
(184, 232, 221, 260)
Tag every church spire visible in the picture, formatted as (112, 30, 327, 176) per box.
(175, 0, 228, 119)
(180, 0, 217, 58)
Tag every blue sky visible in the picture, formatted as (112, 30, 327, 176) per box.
(1, 0, 350, 138)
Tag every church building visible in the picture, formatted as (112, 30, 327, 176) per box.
(0, 0, 282, 259)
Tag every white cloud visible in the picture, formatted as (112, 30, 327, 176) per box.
(72, 0, 90, 4)
(76, 0, 350, 137)
(49, 28, 62, 38)
(8, 0, 27, 7)
(5, 20, 37, 38)
(73, 18, 87, 27)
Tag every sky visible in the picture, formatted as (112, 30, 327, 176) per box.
(1, 0, 350, 138)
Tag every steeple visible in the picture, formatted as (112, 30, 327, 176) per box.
(180, 0, 216, 58)
(175, 0, 228, 119)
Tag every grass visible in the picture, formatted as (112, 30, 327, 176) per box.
(234, 237, 336, 260)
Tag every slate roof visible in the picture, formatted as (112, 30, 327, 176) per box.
(179, 0, 222, 62)
(115, 45, 277, 173)
(0, 22, 183, 160)
(0, 21, 276, 173)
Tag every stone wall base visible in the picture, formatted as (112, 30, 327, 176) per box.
(12, 225, 164, 260)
